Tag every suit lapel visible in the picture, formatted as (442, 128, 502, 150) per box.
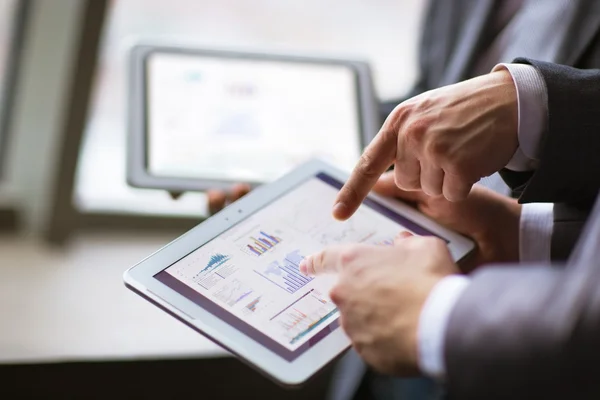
(440, 0, 496, 86)
(555, 0, 600, 65)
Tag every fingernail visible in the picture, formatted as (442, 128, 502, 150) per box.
(299, 257, 312, 276)
(397, 231, 413, 239)
(333, 202, 348, 219)
(299, 259, 308, 275)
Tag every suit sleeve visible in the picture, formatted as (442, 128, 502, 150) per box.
(499, 60, 600, 260)
(502, 59, 600, 207)
(444, 262, 600, 398)
(444, 198, 600, 399)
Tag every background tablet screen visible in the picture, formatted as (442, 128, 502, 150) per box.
(155, 172, 438, 361)
(145, 53, 363, 182)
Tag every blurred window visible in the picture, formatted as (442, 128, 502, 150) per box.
(0, 0, 24, 180)
(75, 0, 424, 218)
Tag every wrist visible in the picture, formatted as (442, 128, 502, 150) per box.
(474, 194, 521, 265)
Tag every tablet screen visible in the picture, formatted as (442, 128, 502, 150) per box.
(145, 53, 363, 182)
(155, 172, 438, 361)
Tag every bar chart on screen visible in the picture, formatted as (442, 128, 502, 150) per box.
(254, 250, 312, 293)
(241, 295, 278, 318)
(191, 252, 238, 290)
(245, 296, 261, 312)
(269, 289, 338, 345)
(196, 253, 230, 275)
(241, 230, 283, 257)
(213, 278, 254, 307)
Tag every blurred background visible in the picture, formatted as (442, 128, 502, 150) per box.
(0, 0, 423, 397)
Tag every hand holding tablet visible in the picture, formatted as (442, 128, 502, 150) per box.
(124, 159, 474, 385)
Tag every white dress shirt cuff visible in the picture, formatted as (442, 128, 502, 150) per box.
(520, 203, 554, 262)
(492, 63, 548, 171)
(417, 275, 470, 380)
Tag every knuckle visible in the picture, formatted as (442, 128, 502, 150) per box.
(351, 264, 371, 281)
(339, 247, 359, 266)
(355, 152, 380, 179)
(314, 251, 326, 274)
(380, 122, 399, 144)
(391, 102, 405, 115)
(443, 157, 476, 182)
(390, 102, 411, 123)
(449, 161, 471, 178)
(404, 118, 428, 146)
(394, 160, 421, 190)
(395, 167, 420, 189)
(427, 138, 450, 159)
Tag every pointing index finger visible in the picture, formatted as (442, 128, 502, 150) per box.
(299, 244, 380, 277)
(299, 248, 338, 276)
(300, 244, 362, 276)
(333, 129, 396, 220)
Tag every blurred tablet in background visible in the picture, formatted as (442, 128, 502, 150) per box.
(127, 44, 379, 192)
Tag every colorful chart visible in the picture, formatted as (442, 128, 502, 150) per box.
(193, 253, 230, 280)
(213, 279, 253, 307)
(242, 231, 283, 256)
(268, 290, 338, 344)
(245, 297, 261, 313)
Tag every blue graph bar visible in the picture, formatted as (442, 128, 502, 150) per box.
(282, 272, 307, 290)
(281, 264, 310, 282)
(255, 250, 312, 293)
(247, 245, 261, 256)
(284, 279, 299, 292)
(202, 253, 229, 273)
(194, 253, 230, 280)
(260, 231, 280, 244)
(279, 266, 307, 285)
(245, 231, 282, 256)
(259, 238, 273, 248)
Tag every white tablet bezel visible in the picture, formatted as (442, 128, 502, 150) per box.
(126, 43, 380, 192)
(123, 158, 475, 386)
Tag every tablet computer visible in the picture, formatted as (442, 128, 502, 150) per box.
(127, 44, 380, 192)
(123, 159, 475, 386)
